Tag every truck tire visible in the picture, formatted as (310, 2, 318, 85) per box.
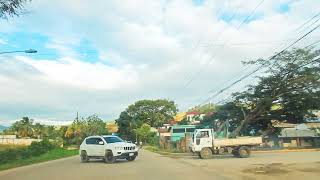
(200, 148, 213, 159)
(238, 146, 250, 158)
(80, 150, 89, 163)
(231, 149, 239, 157)
(126, 156, 136, 161)
(104, 150, 116, 163)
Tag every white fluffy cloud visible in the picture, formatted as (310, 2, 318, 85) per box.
(0, 0, 319, 125)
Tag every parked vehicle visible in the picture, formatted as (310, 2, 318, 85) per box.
(79, 135, 138, 163)
(189, 129, 262, 159)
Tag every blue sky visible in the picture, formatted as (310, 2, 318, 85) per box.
(0, 0, 319, 126)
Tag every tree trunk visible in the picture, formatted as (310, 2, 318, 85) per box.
(231, 99, 271, 137)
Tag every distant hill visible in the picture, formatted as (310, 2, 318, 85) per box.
(0, 125, 8, 132)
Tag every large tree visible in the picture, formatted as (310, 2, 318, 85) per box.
(116, 99, 177, 140)
(230, 48, 320, 136)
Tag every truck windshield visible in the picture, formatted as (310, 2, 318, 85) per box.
(103, 136, 124, 143)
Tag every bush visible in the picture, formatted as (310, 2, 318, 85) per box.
(0, 140, 56, 164)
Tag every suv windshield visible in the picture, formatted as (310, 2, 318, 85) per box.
(103, 136, 124, 143)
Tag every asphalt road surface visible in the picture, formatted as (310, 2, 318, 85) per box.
(0, 150, 319, 180)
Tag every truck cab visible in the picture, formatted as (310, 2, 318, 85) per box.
(190, 129, 214, 153)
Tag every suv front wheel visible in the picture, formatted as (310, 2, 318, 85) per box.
(104, 150, 116, 163)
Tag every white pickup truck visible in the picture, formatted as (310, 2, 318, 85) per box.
(79, 135, 138, 163)
(189, 129, 262, 159)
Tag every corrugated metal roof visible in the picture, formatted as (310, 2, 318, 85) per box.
(279, 128, 317, 137)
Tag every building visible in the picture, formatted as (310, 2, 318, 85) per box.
(169, 125, 196, 142)
(269, 120, 320, 148)
(158, 124, 196, 152)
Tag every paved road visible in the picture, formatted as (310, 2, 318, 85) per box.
(0, 150, 225, 180)
(0, 150, 319, 180)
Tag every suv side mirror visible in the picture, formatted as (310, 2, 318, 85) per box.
(98, 141, 104, 145)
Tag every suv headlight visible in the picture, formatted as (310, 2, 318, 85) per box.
(115, 147, 123, 150)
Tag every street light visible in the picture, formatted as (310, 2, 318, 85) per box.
(0, 49, 38, 55)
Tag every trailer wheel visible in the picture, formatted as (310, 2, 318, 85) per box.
(238, 146, 250, 158)
(200, 148, 213, 159)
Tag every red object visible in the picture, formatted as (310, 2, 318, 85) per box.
(169, 120, 177, 125)
(186, 111, 201, 115)
(206, 112, 214, 116)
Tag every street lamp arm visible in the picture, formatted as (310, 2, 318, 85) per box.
(0, 50, 25, 54)
(0, 49, 37, 55)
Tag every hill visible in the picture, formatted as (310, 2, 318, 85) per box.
(0, 125, 8, 132)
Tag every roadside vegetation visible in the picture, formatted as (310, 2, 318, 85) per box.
(2, 115, 109, 146)
(144, 146, 184, 155)
(0, 140, 77, 171)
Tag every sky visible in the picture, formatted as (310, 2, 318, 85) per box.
(0, 0, 320, 126)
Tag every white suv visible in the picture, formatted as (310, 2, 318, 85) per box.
(79, 135, 138, 163)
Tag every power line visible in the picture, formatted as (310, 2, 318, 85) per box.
(183, 0, 265, 89)
(199, 22, 320, 106)
(305, 39, 320, 48)
(295, 12, 320, 32)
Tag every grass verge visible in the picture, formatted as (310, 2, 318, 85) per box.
(144, 145, 185, 155)
(0, 148, 78, 171)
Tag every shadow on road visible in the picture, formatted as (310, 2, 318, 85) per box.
(80, 159, 134, 164)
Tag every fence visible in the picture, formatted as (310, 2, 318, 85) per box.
(159, 133, 192, 152)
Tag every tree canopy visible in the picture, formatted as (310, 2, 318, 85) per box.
(116, 99, 177, 140)
(0, 0, 31, 19)
(65, 114, 107, 145)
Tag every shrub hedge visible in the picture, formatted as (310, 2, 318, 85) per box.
(0, 140, 55, 164)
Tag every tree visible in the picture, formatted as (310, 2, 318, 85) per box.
(86, 115, 107, 136)
(116, 99, 177, 140)
(189, 103, 216, 114)
(231, 48, 320, 136)
(0, 0, 31, 19)
(134, 123, 154, 143)
(33, 123, 44, 139)
(10, 117, 34, 137)
(116, 111, 137, 140)
(200, 102, 244, 132)
(126, 99, 177, 127)
(64, 114, 107, 145)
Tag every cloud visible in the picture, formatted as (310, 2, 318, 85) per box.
(0, 0, 319, 125)
(0, 39, 7, 45)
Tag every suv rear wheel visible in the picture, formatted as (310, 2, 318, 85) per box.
(80, 151, 89, 163)
(104, 150, 116, 163)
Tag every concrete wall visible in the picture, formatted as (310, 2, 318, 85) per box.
(0, 138, 41, 145)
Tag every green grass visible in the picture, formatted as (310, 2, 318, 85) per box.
(0, 148, 78, 171)
(144, 145, 184, 155)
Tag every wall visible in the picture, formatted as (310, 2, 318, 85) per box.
(0, 138, 41, 145)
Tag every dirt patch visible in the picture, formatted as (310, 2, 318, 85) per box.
(242, 163, 289, 175)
